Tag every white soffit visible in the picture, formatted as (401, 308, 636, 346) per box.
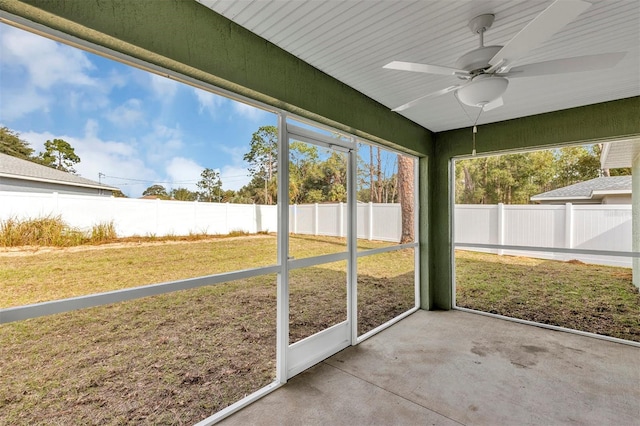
(197, 0, 640, 133)
(602, 139, 640, 169)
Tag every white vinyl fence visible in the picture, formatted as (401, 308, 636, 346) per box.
(455, 203, 633, 267)
(0, 191, 633, 267)
(0, 191, 278, 237)
(290, 202, 402, 242)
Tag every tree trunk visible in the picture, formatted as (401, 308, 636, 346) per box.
(376, 147, 383, 203)
(463, 165, 474, 203)
(397, 155, 414, 244)
(369, 146, 375, 202)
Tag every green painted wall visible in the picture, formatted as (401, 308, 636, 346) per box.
(430, 96, 640, 309)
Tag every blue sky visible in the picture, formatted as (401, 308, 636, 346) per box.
(0, 23, 277, 197)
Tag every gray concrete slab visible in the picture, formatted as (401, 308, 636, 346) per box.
(221, 310, 640, 425)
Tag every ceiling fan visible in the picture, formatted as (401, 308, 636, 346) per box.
(384, 0, 626, 113)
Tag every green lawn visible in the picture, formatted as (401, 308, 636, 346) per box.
(1, 239, 637, 425)
(455, 250, 640, 342)
(0, 235, 415, 425)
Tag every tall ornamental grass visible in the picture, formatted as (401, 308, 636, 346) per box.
(0, 216, 117, 247)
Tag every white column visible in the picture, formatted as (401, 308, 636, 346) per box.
(633, 154, 639, 288)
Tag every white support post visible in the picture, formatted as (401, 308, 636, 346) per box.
(368, 202, 373, 241)
(314, 203, 319, 236)
(565, 203, 574, 261)
(633, 155, 639, 288)
(347, 143, 357, 344)
(497, 203, 505, 256)
(276, 113, 289, 383)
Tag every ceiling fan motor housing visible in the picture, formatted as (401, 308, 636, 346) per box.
(455, 45, 503, 73)
(457, 75, 508, 107)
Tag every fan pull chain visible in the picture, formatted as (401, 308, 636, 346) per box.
(472, 125, 477, 156)
(471, 106, 482, 156)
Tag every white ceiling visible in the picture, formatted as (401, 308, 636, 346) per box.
(197, 0, 640, 133)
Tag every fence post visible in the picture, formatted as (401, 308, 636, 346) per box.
(293, 204, 298, 234)
(368, 202, 373, 241)
(497, 203, 505, 256)
(314, 203, 319, 236)
(253, 203, 259, 233)
(339, 202, 344, 237)
(565, 203, 573, 260)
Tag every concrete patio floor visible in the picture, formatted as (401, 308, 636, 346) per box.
(221, 310, 639, 425)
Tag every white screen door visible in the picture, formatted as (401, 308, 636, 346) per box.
(283, 123, 356, 378)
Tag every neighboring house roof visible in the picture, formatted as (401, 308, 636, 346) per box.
(0, 153, 118, 191)
(531, 176, 632, 203)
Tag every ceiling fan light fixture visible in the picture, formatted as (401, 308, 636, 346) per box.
(457, 75, 509, 107)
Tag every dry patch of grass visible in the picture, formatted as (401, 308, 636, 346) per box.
(0, 236, 278, 308)
(0, 216, 117, 247)
(1, 277, 277, 425)
(0, 236, 414, 425)
(455, 250, 640, 342)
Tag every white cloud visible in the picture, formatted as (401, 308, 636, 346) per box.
(19, 120, 157, 197)
(193, 89, 226, 117)
(0, 24, 121, 121)
(141, 123, 185, 163)
(232, 102, 268, 121)
(149, 73, 179, 100)
(165, 157, 206, 192)
(1, 25, 96, 90)
(106, 99, 145, 127)
(0, 87, 51, 121)
(216, 145, 252, 190)
(220, 165, 251, 191)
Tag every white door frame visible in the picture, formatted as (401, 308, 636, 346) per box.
(277, 117, 357, 380)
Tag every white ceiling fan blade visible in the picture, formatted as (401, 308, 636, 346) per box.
(383, 61, 469, 77)
(487, 0, 591, 72)
(392, 85, 462, 112)
(482, 97, 503, 111)
(504, 52, 626, 78)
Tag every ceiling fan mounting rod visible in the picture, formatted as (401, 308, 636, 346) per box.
(469, 14, 495, 47)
